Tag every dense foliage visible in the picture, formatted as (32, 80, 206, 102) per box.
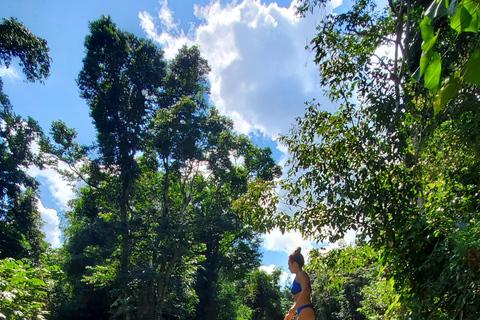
(0, 17, 50, 262)
(280, 0, 480, 318)
(0, 17, 55, 320)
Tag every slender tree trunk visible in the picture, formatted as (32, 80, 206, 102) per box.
(120, 170, 132, 320)
(195, 240, 220, 320)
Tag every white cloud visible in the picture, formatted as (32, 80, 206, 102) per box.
(27, 162, 76, 210)
(260, 263, 291, 283)
(36, 197, 61, 248)
(27, 159, 79, 248)
(139, 7, 195, 60)
(262, 227, 315, 256)
(318, 229, 357, 253)
(158, 0, 179, 32)
(0, 65, 20, 81)
(139, 0, 342, 140)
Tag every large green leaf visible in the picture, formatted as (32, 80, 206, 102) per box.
(420, 51, 433, 78)
(421, 33, 439, 53)
(434, 77, 462, 115)
(464, 48, 480, 85)
(451, 6, 473, 33)
(425, 53, 442, 93)
(420, 16, 435, 44)
(463, 0, 480, 32)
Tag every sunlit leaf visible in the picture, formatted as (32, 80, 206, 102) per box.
(420, 16, 434, 44)
(421, 33, 439, 53)
(451, 6, 472, 33)
(464, 48, 480, 85)
(420, 51, 433, 78)
(434, 77, 462, 115)
(464, 0, 480, 32)
(425, 53, 442, 93)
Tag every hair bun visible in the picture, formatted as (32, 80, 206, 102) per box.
(295, 247, 301, 254)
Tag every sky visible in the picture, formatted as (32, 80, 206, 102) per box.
(2, 0, 357, 284)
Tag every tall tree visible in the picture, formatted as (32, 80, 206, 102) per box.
(279, 0, 480, 318)
(76, 15, 166, 319)
(0, 17, 50, 262)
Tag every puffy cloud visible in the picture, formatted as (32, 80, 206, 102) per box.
(27, 162, 76, 210)
(260, 263, 291, 283)
(320, 229, 358, 252)
(139, 0, 341, 140)
(27, 158, 82, 247)
(139, 7, 195, 60)
(157, 0, 179, 32)
(0, 65, 20, 81)
(262, 228, 315, 256)
(36, 198, 61, 248)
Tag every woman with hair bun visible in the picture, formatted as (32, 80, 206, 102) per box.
(284, 247, 315, 320)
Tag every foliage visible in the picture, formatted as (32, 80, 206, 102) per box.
(0, 258, 61, 320)
(306, 245, 379, 320)
(358, 278, 401, 320)
(0, 17, 50, 263)
(240, 269, 285, 320)
(416, 0, 480, 113)
(0, 18, 50, 84)
(280, 0, 480, 318)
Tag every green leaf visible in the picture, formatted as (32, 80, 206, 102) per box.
(463, 0, 480, 32)
(29, 278, 46, 286)
(421, 33, 439, 53)
(451, 6, 472, 33)
(434, 77, 462, 115)
(425, 53, 442, 93)
(464, 48, 480, 85)
(420, 16, 434, 44)
(420, 51, 433, 78)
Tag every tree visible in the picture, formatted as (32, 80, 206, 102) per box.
(279, 0, 480, 318)
(241, 269, 285, 320)
(192, 134, 281, 320)
(76, 15, 166, 319)
(0, 18, 50, 84)
(0, 17, 50, 262)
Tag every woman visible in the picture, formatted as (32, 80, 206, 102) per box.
(284, 247, 315, 320)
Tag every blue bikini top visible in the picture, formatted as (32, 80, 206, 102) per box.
(291, 277, 312, 295)
(291, 278, 302, 295)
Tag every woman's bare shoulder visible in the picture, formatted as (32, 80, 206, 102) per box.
(297, 270, 310, 283)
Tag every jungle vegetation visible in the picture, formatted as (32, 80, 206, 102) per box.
(1, 0, 479, 318)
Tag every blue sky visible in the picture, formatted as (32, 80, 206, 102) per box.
(2, 0, 356, 282)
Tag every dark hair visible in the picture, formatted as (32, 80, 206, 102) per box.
(289, 247, 304, 267)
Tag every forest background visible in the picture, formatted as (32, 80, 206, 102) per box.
(1, 0, 480, 319)
(2, 0, 343, 276)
